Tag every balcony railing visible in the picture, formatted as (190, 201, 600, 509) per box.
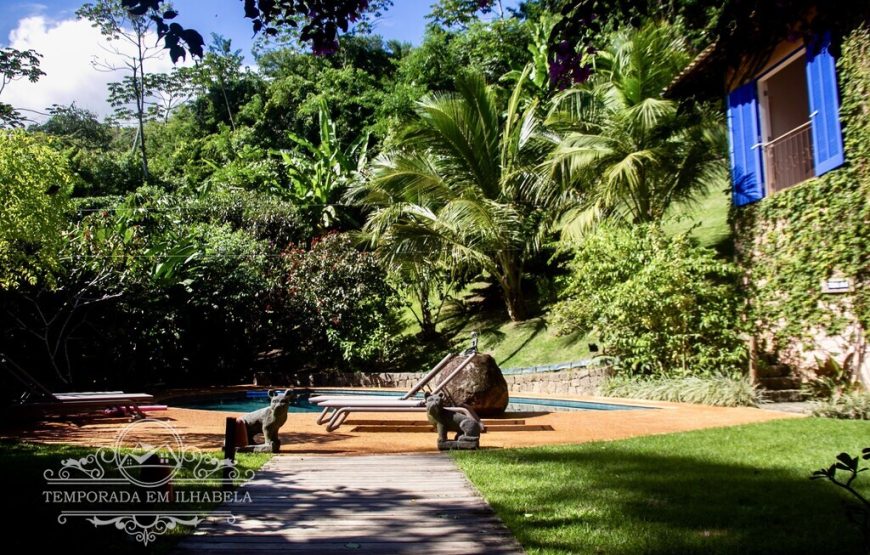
(762, 121, 814, 194)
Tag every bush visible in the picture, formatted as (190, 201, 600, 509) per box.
(812, 392, 870, 420)
(282, 232, 401, 368)
(182, 188, 311, 248)
(0, 131, 74, 289)
(600, 375, 762, 407)
(551, 224, 745, 376)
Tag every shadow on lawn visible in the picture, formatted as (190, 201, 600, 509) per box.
(464, 448, 868, 555)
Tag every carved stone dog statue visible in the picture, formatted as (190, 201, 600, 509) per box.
(425, 392, 481, 450)
(238, 389, 295, 453)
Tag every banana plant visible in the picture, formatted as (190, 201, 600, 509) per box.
(278, 98, 369, 231)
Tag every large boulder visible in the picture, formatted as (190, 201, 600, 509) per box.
(434, 353, 509, 416)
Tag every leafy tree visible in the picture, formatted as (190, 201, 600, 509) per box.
(32, 104, 112, 150)
(122, 0, 391, 56)
(32, 104, 143, 197)
(551, 223, 745, 376)
(396, 18, 531, 94)
(352, 69, 550, 321)
(0, 131, 74, 289)
(0, 48, 45, 128)
(188, 34, 250, 131)
(143, 68, 195, 122)
(428, 0, 501, 30)
(254, 37, 398, 147)
(77, 0, 172, 182)
(543, 22, 726, 238)
(379, 247, 457, 339)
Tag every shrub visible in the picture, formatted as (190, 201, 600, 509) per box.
(182, 188, 311, 248)
(0, 131, 74, 289)
(803, 356, 863, 400)
(600, 375, 762, 407)
(812, 392, 870, 420)
(551, 224, 745, 376)
(282, 233, 401, 368)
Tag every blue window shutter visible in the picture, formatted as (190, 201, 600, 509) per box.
(727, 82, 765, 206)
(806, 33, 845, 175)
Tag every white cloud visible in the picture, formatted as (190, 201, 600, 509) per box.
(3, 15, 192, 123)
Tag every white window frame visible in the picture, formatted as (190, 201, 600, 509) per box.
(755, 47, 810, 194)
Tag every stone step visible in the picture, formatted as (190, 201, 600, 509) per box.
(756, 363, 791, 378)
(758, 376, 802, 390)
(761, 389, 806, 403)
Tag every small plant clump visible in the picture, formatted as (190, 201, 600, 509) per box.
(600, 375, 762, 407)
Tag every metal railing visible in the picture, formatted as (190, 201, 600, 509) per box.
(763, 121, 814, 194)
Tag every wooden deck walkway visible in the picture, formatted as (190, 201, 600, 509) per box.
(174, 453, 525, 554)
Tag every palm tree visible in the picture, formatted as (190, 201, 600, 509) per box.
(349, 69, 549, 322)
(543, 22, 727, 239)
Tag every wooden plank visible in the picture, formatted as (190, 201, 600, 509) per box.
(175, 453, 524, 555)
(343, 419, 527, 426)
(176, 544, 521, 555)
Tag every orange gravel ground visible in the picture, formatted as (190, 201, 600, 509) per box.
(1, 389, 800, 453)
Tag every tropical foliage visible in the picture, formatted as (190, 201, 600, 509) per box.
(279, 99, 368, 231)
(1, 2, 782, 392)
(551, 224, 745, 376)
(544, 23, 727, 238)
(0, 131, 73, 289)
(353, 69, 549, 322)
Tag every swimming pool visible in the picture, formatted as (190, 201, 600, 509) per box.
(175, 389, 653, 413)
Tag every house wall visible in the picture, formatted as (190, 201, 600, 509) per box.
(730, 25, 870, 385)
(727, 38, 807, 92)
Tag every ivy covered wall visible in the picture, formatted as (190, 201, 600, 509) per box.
(731, 25, 870, 384)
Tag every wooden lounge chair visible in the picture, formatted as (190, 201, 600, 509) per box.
(2, 355, 153, 419)
(310, 349, 485, 432)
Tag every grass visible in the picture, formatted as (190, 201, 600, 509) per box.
(664, 185, 732, 251)
(454, 418, 870, 555)
(0, 440, 270, 552)
(399, 281, 594, 370)
(459, 315, 593, 369)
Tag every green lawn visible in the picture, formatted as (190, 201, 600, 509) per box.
(664, 185, 732, 250)
(399, 282, 594, 370)
(0, 441, 270, 552)
(452, 315, 593, 369)
(454, 418, 870, 555)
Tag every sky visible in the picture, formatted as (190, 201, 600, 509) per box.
(1, 0, 520, 122)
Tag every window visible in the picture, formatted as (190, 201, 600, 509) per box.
(757, 49, 814, 193)
(726, 34, 845, 207)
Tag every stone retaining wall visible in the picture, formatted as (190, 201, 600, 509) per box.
(256, 367, 611, 396)
(504, 367, 611, 396)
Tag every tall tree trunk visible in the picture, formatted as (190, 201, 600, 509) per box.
(415, 282, 438, 339)
(500, 257, 527, 322)
(135, 40, 149, 182)
(218, 75, 236, 131)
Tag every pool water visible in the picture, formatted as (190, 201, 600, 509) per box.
(176, 389, 652, 413)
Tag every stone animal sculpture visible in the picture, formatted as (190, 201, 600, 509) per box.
(238, 389, 295, 453)
(425, 392, 481, 450)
